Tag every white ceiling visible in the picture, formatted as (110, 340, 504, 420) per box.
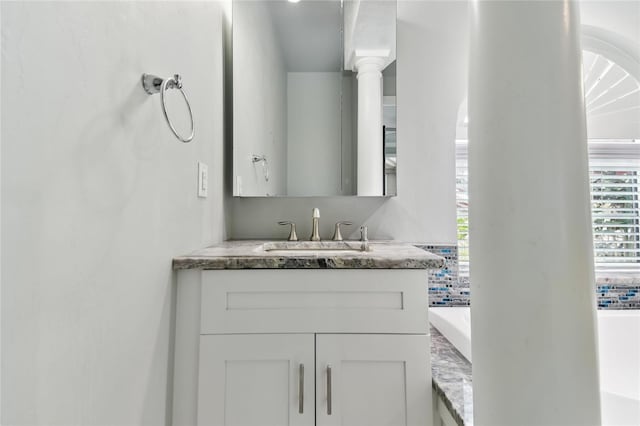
(262, 0, 397, 73)
(244, 0, 638, 76)
(343, 0, 397, 70)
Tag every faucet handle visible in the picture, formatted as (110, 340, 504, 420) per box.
(359, 225, 369, 252)
(278, 221, 298, 241)
(332, 221, 353, 241)
(360, 225, 368, 242)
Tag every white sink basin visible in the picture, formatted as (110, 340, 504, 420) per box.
(262, 241, 368, 253)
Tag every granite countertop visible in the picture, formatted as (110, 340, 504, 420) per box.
(173, 240, 445, 270)
(431, 325, 474, 425)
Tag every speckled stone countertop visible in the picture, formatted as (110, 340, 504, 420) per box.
(173, 240, 445, 270)
(431, 325, 474, 425)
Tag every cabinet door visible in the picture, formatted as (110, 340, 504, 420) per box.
(316, 334, 430, 426)
(198, 334, 315, 426)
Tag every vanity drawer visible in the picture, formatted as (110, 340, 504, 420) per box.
(199, 269, 428, 334)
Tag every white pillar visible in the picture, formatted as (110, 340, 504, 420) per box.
(468, 1, 601, 425)
(356, 56, 385, 196)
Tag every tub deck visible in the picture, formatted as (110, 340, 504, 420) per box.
(429, 307, 640, 426)
(430, 325, 473, 426)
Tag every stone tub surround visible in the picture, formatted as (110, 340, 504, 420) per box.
(172, 240, 445, 270)
(431, 325, 473, 426)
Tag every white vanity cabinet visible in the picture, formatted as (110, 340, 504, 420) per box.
(197, 334, 315, 426)
(315, 334, 430, 426)
(173, 267, 434, 426)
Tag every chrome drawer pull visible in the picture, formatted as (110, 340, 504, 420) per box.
(327, 364, 332, 415)
(299, 363, 304, 414)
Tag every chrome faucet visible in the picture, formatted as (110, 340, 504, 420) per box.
(332, 221, 352, 241)
(310, 208, 321, 241)
(278, 221, 298, 241)
(360, 225, 369, 251)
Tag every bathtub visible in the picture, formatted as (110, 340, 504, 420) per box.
(429, 307, 640, 426)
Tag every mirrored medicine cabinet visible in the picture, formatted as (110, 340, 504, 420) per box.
(232, 0, 397, 197)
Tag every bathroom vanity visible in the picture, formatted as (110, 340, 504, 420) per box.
(172, 241, 443, 426)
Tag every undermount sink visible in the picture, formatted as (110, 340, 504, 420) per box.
(262, 241, 369, 253)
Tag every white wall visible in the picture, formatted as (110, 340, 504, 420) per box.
(581, 0, 640, 43)
(1, 2, 225, 424)
(228, 1, 467, 244)
(287, 72, 342, 196)
(233, 1, 287, 196)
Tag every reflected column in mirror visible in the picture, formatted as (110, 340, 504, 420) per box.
(343, 0, 397, 196)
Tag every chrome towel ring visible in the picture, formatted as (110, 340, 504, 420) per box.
(141, 73, 194, 143)
(251, 154, 270, 182)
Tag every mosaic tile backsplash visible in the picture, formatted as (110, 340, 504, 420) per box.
(596, 277, 640, 309)
(419, 245, 639, 309)
(416, 245, 471, 307)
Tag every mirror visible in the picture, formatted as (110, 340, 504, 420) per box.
(232, 0, 397, 197)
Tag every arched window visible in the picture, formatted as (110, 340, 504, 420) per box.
(456, 47, 640, 277)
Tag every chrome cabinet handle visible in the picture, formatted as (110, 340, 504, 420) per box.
(298, 363, 304, 414)
(327, 364, 332, 415)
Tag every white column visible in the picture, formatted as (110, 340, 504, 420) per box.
(468, 1, 601, 425)
(356, 56, 385, 196)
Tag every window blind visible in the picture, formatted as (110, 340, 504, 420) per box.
(455, 140, 640, 276)
(590, 164, 639, 272)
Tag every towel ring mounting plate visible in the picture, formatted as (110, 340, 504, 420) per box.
(141, 73, 194, 143)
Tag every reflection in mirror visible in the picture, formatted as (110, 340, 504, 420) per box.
(233, 0, 396, 197)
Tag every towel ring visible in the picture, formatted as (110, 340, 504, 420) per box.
(141, 73, 194, 143)
(251, 154, 270, 182)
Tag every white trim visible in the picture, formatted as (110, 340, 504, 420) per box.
(455, 139, 640, 162)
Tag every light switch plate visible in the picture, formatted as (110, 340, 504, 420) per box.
(198, 162, 208, 198)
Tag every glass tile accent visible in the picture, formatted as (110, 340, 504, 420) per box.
(418, 244, 639, 309)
